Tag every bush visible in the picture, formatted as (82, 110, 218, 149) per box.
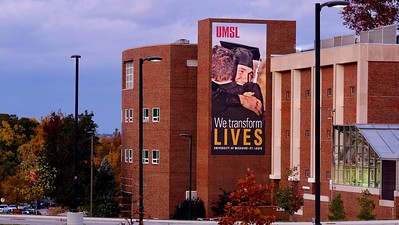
(328, 194, 346, 221)
(275, 182, 304, 216)
(356, 189, 375, 220)
(172, 198, 206, 220)
(219, 169, 275, 225)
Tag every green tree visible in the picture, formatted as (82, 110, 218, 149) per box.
(357, 189, 376, 220)
(172, 198, 206, 220)
(328, 194, 346, 221)
(92, 157, 120, 217)
(341, 0, 399, 34)
(275, 182, 304, 217)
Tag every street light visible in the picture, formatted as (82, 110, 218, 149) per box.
(71, 54, 81, 212)
(314, 2, 348, 225)
(138, 56, 162, 225)
(180, 133, 193, 220)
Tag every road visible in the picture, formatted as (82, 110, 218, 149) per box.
(0, 214, 129, 225)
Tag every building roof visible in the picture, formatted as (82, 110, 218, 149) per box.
(357, 124, 399, 160)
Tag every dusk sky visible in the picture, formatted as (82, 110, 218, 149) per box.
(0, 0, 353, 134)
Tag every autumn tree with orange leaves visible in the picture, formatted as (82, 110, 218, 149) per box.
(219, 168, 275, 225)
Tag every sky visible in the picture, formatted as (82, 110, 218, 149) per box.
(0, 0, 353, 134)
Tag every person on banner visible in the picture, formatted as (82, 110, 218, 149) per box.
(211, 45, 262, 119)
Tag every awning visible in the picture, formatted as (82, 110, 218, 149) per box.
(357, 124, 399, 160)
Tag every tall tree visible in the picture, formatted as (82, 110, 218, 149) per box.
(42, 110, 97, 208)
(93, 157, 120, 217)
(341, 0, 399, 34)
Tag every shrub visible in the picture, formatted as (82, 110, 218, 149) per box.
(219, 168, 275, 225)
(275, 182, 304, 216)
(328, 194, 346, 221)
(172, 197, 206, 220)
(356, 189, 375, 220)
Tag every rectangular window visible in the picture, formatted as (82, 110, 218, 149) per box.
(327, 130, 332, 139)
(152, 108, 160, 122)
(286, 91, 291, 100)
(327, 88, 332, 97)
(305, 170, 310, 178)
(126, 61, 133, 89)
(286, 130, 290, 138)
(124, 149, 128, 163)
(305, 130, 310, 138)
(305, 89, 311, 98)
(152, 150, 160, 164)
(124, 109, 129, 123)
(129, 108, 133, 123)
(143, 149, 149, 164)
(129, 149, 133, 163)
(326, 171, 331, 180)
(143, 108, 149, 122)
(350, 86, 356, 95)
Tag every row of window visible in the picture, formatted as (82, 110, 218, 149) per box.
(123, 149, 160, 164)
(124, 108, 160, 123)
(285, 86, 356, 100)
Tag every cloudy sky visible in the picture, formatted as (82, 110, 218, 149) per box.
(0, 0, 353, 134)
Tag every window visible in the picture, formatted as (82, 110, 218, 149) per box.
(124, 149, 128, 163)
(126, 61, 133, 89)
(129, 149, 133, 163)
(128, 108, 133, 123)
(286, 130, 290, 138)
(326, 171, 331, 180)
(286, 91, 291, 100)
(327, 130, 332, 139)
(152, 108, 160, 122)
(333, 125, 381, 188)
(124, 109, 129, 123)
(327, 88, 332, 97)
(305, 89, 311, 98)
(305, 170, 310, 178)
(305, 130, 310, 138)
(350, 86, 356, 95)
(143, 108, 149, 122)
(143, 149, 149, 164)
(152, 150, 160, 164)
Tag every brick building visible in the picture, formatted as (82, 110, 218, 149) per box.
(121, 42, 198, 218)
(121, 18, 399, 221)
(270, 25, 399, 220)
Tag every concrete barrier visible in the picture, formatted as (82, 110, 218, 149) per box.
(67, 212, 83, 225)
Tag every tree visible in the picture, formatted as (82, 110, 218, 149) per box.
(356, 189, 376, 220)
(92, 157, 120, 217)
(211, 188, 233, 216)
(274, 183, 304, 217)
(219, 168, 275, 225)
(172, 198, 206, 220)
(340, 0, 399, 34)
(41, 110, 97, 208)
(328, 194, 346, 221)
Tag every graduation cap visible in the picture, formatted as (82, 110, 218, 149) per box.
(220, 41, 261, 69)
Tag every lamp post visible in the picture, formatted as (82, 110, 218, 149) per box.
(314, 2, 348, 225)
(180, 133, 193, 220)
(71, 54, 81, 212)
(138, 56, 162, 225)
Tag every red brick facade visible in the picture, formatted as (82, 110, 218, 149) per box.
(121, 44, 197, 219)
(271, 44, 399, 221)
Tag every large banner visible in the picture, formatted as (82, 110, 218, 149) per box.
(211, 22, 267, 155)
